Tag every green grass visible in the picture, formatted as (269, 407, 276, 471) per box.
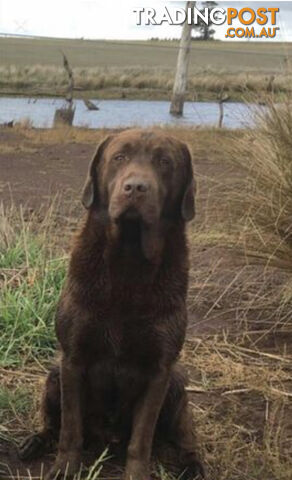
(0, 386, 30, 424)
(0, 207, 67, 367)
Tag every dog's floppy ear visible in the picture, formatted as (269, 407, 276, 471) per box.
(180, 143, 196, 222)
(82, 135, 113, 209)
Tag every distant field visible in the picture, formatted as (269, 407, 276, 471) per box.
(1, 36, 291, 71)
(0, 36, 292, 100)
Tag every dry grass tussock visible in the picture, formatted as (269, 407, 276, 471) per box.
(1, 103, 292, 478)
(224, 101, 292, 318)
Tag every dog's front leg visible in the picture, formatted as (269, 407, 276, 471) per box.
(46, 355, 83, 480)
(125, 366, 171, 480)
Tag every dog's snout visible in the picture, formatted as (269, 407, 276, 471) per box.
(123, 178, 149, 196)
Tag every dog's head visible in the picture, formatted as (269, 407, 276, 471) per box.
(82, 129, 196, 260)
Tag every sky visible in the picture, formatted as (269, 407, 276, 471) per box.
(0, 0, 291, 41)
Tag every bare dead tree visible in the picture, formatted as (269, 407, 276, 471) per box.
(54, 51, 75, 127)
(62, 51, 74, 108)
(217, 88, 229, 129)
(170, 1, 196, 116)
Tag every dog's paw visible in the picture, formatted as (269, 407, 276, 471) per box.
(45, 453, 82, 480)
(124, 459, 150, 480)
(18, 434, 46, 461)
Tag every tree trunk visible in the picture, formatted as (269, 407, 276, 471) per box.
(53, 107, 75, 127)
(170, 1, 196, 116)
(218, 101, 224, 128)
(203, 25, 209, 40)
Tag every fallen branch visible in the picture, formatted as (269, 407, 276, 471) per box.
(83, 99, 99, 111)
(222, 388, 251, 396)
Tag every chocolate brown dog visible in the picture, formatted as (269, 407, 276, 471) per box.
(19, 129, 204, 480)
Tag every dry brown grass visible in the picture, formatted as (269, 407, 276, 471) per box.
(186, 102, 292, 477)
(184, 336, 292, 480)
(1, 64, 291, 101)
(223, 101, 292, 320)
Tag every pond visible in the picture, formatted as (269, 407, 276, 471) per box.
(0, 97, 259, 129)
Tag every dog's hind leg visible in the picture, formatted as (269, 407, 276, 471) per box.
(18, 366, 61, 460)
(158, 365, 205, 479)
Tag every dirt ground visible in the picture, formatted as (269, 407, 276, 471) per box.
(0, 129, 94, 207)
(0, 126, 291, 479)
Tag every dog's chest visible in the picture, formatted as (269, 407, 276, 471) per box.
(80, 308, 161, 370)
(73, 258, 174, 367)
(101, 316, 124, 357)
(110, 260, 155, 306)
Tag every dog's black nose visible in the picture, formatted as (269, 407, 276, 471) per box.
(123, 179, 149, 196)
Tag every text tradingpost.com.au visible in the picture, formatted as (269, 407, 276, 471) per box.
(133, 6, 280, 39)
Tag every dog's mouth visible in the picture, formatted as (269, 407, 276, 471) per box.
(111, 205, 162, 262)
(112, 202, 158, 227)
(118, 206, 141, 222)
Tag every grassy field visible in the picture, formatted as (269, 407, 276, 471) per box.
(0, 102, 292, 478)
(1, 36, 292, 100)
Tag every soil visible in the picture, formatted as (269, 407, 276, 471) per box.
(0, 131, 94, 209)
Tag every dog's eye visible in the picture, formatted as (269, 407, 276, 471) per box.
(114, 154, 126, 162)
